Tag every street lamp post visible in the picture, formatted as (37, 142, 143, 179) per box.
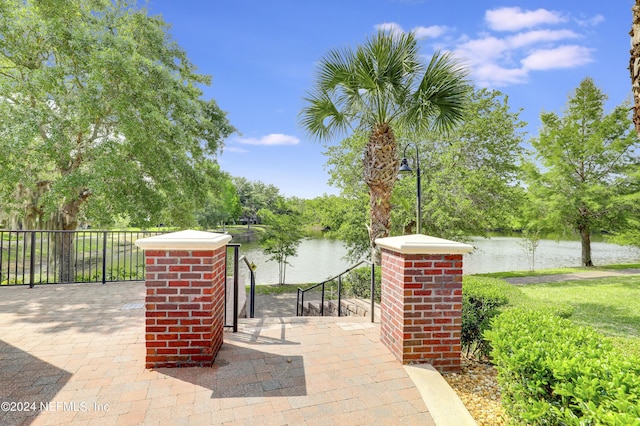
(399, 143, 421, 235)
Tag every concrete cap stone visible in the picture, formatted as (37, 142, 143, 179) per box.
(135, 229, 232, 251)
(375, 234, 474, 255)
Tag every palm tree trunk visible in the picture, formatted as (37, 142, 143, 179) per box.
(363, 124, 398, 263)
(630, 1, 640, 135)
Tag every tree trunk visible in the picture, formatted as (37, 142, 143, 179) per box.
(363, 124, 398, 264)
(54, 230, 76, 283)
(50, 196, 86, 282)
(281, 256, 287, 285)
(630, 1, 640, 136)
(579, 227, 593, 267)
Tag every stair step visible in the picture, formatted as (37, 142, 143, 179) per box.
(301, 298, 380, 319)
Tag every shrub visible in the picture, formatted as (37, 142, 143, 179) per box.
(1, 277, 23, 285)
(461, 276, 511, 359)
(486, 308, 640, 425)
(341, 266, 381, 303)
(75, 272, 102, 283)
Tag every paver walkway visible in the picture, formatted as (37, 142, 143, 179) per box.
(253, 293, 298, 317)
(504, 268, 640, 285)
(0, 282, 436, 425)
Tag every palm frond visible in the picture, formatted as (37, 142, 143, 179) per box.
(317, 46, 355, 92)
(407, 50, 471, 134)
(299, 89, 351, 140)
(299, 32, 469, 141)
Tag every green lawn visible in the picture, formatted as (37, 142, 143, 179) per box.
(478, 267, 588, 279)
(510, 274, 640, 358)
(477, 263, 640, 279)
(249, 283, 315, 295)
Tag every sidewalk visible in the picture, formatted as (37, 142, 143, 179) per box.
(504, 268, 640, 285)
(0, 282, 478, 425)
(253, 293, 298, 317)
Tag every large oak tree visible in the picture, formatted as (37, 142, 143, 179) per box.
(0, 0, 234, 280)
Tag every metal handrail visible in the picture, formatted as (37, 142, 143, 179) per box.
(240, 255, 256, 318)
(296, 259, 376, 322)
(223, 247, 256, 332)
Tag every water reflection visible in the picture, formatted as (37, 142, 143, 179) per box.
(235, 236, 640, 285)
(465, 237, 640, 274)
(236, 238, 352, 285)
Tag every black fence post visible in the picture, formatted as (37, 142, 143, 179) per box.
(370, 262, 375, 323)
(29, 231, 36, 288)
(233, 245, 239, 333)
(102, 231, 107, 284)
(0, 231, 4, 284)
(249, 268, 255, 318)
(337, 275, 342, 317)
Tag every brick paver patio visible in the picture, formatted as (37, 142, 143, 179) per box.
(0, 282, 435, 425)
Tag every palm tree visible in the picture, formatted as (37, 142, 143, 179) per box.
(300, 31, 469, 261)
(631, 0, 640, 135)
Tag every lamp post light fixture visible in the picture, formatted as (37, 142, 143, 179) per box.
(399, 143, 421, 235)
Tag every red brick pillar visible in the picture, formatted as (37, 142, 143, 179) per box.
(136, 230, 231, 368)
(376, 235, 473, 373)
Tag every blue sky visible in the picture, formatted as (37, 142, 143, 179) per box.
(147, 1, 635, 199)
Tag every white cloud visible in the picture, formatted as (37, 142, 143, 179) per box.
(413, 25, 449, 39)
(486, 7, 566, 32)
(375, 6, 594, 87)
(375, 22, 404, 37)
(475, 63, 528, 87)
(575, 14, 605, 28)
(375, 22, 449, 39)
(521, 45, 594, 70)
(454, 37, 508, 66)
(236, 133, 300, 146)
(507, 29, 579, 49)
(451, 9, 593, 86)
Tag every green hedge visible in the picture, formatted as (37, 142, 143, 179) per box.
(486, 308, 640, 425)
(461, 276, 511, 359)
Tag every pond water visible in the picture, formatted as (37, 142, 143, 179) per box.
(465, 236, 640, 274)
(235, 237, 352, 286)
(235, 235, 640, 285)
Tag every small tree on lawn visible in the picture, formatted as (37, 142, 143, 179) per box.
(258, 209, 304, 284)
(520, 228, 541, 271)
(525, 78, 639, 266)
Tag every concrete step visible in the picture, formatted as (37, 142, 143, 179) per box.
(302, 298, 380, 320)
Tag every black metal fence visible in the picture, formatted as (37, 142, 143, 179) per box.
(0, 230, 164, 286)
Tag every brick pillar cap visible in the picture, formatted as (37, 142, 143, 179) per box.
(375, 234, 473, 255)
(135, 229, 232, 250)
